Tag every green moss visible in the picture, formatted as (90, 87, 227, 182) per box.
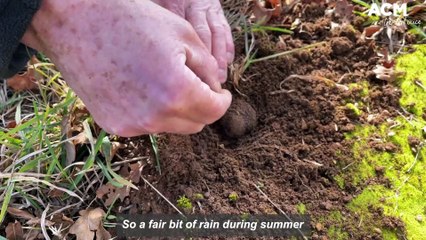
(228, 192, 239, 202)
(348, 81, 369, 97)
(194, 193, 204, 201)
(397, 46, 426, 116)
(382, 229, 398, 240)
(328, 226, 349, 240)
(334, 175, 345, 189)
(342, 45, 426, 239)
(177, 196, 193, 210)
(345, 103, 362, 117)
(317, 211, 349, 240)
(296, 203, 307, 214)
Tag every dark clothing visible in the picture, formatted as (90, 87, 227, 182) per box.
(0, 0, 42, 79)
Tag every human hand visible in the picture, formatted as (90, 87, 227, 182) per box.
(153, 0, 235, 83)
(21, 0, 232, 137)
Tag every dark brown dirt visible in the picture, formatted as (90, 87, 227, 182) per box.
(115, 2, 409, 240)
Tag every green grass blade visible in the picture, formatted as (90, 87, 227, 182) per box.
(72, 125, 106, 187)
(352, 0, 370, 8)
(252, 25, 293, 34)
(101, 136, 138, 190)
(0, 182, 14, 225)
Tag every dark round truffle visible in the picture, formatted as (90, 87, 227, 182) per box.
(220, 98, 257, 138)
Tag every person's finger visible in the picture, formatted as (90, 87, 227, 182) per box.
(186, 7, 212, 52)
(137, 115, 205, 134)
(207, 10, 229, 83)
(98, 118, 146, 137)
(178, 66, 232, 124)
(223, 20, 235, 63)
(184, 43, 221, 92)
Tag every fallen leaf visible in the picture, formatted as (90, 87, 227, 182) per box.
(69, 208, 111, 240)
(252, 0, 275, 24)
(23, 230, 43, 240)
(61, 116, 77, 165)
(110, 141, 126, 159)
(6, 68, 39, 92)
(409, 4, 426, 16)
(363, 25, 383, 39)
(96, 182, 130, 206)
(73, 132, 89, 145)
(6, 121, 17, 128)
(373, 64, 403, 82)
(48, 188, 66, 198)
(6, 221, 24, 240)
(6, 56, 41, 92)
(129, 162, 143, 184)
(267, 0, 282, 17)
(7, 207, 35, 220)
(26, 217, 54, 227)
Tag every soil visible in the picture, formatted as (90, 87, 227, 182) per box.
(115, 2, 409, 240)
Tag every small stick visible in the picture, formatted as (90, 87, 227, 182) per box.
(253, 183, 308, 240)
(41, 204, 52, 240)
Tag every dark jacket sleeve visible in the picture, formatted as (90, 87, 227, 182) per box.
(0, 0, 42, 79)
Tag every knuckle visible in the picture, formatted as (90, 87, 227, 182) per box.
(193, 25, 211, 35)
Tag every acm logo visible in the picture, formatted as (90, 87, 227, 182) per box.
(367, 2, 410, 17)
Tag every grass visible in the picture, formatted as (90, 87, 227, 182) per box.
(0, 56, 148, 237)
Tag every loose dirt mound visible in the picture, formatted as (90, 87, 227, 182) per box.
(121, 2, 408, 239)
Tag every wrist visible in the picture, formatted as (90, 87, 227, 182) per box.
(21, 0, 81, 53)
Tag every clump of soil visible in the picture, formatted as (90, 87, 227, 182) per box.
(220, 98, 257, 138)
(331, 37, 354, 55)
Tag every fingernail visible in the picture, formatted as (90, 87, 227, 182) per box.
(219, 69, 227, 83)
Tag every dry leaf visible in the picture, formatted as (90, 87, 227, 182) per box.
(363, 25, 383, 39)
(6, 121, 17, 128)
(73, 132, 89, 145)
(23, 230, 43, 240)
(252, 0, 275, 24)
(409, 4, 426, 16)
(48, 188, 66, 198)
(26, 217, 54, 227)
(69, 208, 111, 240)
(373, 64, 403, 82)
(61, 116, 77, 165)
(96, 182, 130, 206)
(6, 221, 24, 240)
(110, 141, 126, 159)
(6, 68, 39, 92)
(7, 207, 35, 220)
(267, 0, 282, 17)
(129, 162, 143, 184)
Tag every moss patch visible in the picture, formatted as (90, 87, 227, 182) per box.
(297, 203, 307, 215)
(398, 46, 426, 116)
(341, 45, 426, 239)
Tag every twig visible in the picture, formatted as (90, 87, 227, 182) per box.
(253, 183, 308, 240)
(41, 204, 51, 240)
(406, 142, 424, 173)
(250, 42, 326, 63)
(141, 176, 185, 218)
